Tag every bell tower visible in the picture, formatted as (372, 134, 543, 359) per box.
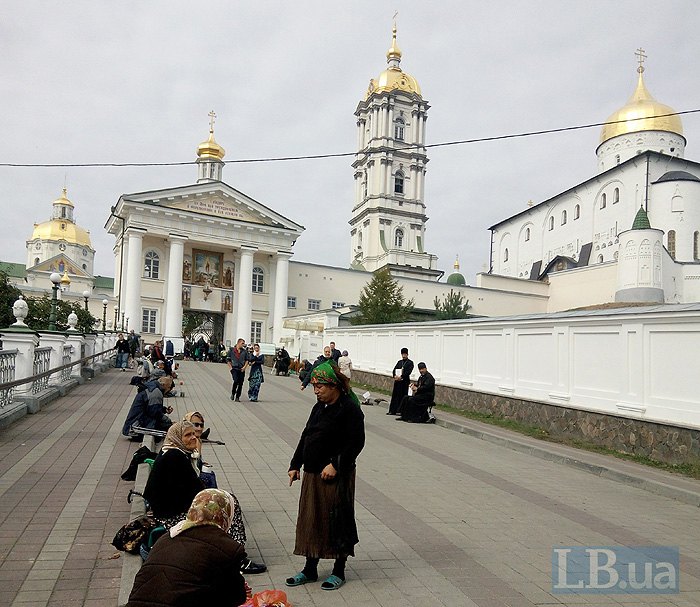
(349, 25, 440, 280)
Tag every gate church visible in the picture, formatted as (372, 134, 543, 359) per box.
(106, 116, 303, 352)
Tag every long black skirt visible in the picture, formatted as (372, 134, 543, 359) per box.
(294, 470, 358, 559)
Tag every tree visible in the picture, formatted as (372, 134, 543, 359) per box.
(25, 294, 99, 332)
(434, 289, 471, 320)
(352, 268, 415, 325)
(0, 271, 25, 328)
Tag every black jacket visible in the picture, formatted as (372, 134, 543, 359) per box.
(127, 524, 247, 607)
(143, 449, 205, 519)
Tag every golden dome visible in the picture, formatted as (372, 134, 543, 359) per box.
(54, 187, 74, 208)
(600, 68, 682, 144)
(365, 25, 422, 100)
(197, 129, 225, 160)
(60, 270, 71, 286)
(31, 220, 92, 248)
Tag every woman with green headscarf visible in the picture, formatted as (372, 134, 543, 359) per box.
(286, 360, 365, 591)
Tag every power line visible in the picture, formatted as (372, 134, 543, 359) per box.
(0, 109, 697, 169)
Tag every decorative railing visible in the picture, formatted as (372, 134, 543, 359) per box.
(61, 345, 73, 381)
(32, 347, 52, 394)
(0, 349, 18, 408)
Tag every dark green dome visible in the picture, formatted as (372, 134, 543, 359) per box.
(447, 272, 466, 286)
(631, 206, 651, 230)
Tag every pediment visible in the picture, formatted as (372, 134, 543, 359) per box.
(166, 194, 268, 225)
(30, 254, 90, 277)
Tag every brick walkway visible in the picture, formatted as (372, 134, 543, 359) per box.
(1, 361, 699, 607)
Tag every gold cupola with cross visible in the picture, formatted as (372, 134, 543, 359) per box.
(196, 110, 226, 182)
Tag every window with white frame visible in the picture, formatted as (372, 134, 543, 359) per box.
(308, 299, 321, 311)
(394, 171, 404, 194)
(600, 193, 607, 209)
(613, 187, 620, 203)
(524, 227, 530, 241)
(250, 321, 262, 344)
(561, 210, 567, 225)
(394, 117, 405, 141)
(142, 308, 157, 333)
(549, 216, 554, 231)
(144, 251, 160, 279)
(252, 266, 264, 293)
(394, 228, 404, 248)
(287, 296, 297, 309)
(331, 301, 345, 309)
(503, 248, 509, 262)
(574, 204, 580, 220)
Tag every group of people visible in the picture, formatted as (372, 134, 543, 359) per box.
(127, 355, 366, 605)
(299, 342, 353, 389)
(227, 338, 266, 402)
(388, 347, 436, 423)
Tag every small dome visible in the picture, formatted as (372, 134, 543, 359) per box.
(600, 65, 682, 145)
(60, 270, 71, 285)
(655, 170, 700, 183)
(446, 256, 466, 286)
(365, 25, 421, 100)
(197, 129, 225, 160)
(54, 188, 74, 208)
(631, 206, 652, 230)
(31, 220, 92, 248)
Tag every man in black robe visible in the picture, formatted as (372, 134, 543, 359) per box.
(387, 348, 413, 415)
(397, 362, 435, 423)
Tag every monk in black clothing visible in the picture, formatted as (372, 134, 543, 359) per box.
(387, 348, 413, 415)
(396, 362, 435, 423)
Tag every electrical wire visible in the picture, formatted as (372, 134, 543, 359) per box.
(0, 109, 697, 168)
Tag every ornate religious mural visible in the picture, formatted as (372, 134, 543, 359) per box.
(223, 261, 234, 288)
(182, 285, 191, 308)
(182, 255, 192, 283)
(192, 249, 223, 287)
(221, 290, 233, 313)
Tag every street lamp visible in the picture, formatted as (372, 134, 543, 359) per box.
(114, 305, 119, 330)
(49, 272, 61, 331)
(125, 317, 129, 331)
(82, 290, 90, 311)
(102, 299, 108, 330)
(121, 312, 125, 331)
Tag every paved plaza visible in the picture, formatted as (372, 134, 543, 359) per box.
(1, 360, 699, 607)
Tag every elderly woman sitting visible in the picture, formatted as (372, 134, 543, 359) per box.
(143, 421, 266, 574)
(127, 488, 248, 607)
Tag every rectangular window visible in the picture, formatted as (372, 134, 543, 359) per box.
(331, 301, 345, 309)
(142, 308, 157, 334)
(287, 296, 297, 309)
(250, 321, 262, 344)
(308, 299, 321, 311)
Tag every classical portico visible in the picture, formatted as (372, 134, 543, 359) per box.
(105, 123, 303, 352)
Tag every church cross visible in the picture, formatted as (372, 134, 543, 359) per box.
(208, 110, 217, 132)
(635, 47, 647, 73)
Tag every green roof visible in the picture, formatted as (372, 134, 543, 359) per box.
(631, 207, 651, 230)
(93, 275, 115, 289)
(446, 272, 466, 286)
(0, 261, 26, 279)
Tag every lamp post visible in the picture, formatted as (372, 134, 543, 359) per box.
(114, 305, 119, 330)
(102, 299, 108, 330)
(49, 272, 61, 331)
(82, 290, 90, 311)
(125, 317, 129, 331)
(121, 312, 125, 331)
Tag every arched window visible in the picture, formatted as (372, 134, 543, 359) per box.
(561, 210, 567, 225)
(615, 154, 621, 165)
(600, 193, 607, 209)
(503, 248, 509, 262)
(61, 207, 66, 218)
(549, 216, 554, 231)
(358, 230, 363, 249)
(524, 227, 530, 241)
(574, 204, 580, 220)
(252, 266, 264, 293)
(694, 231, 699, 261)
(394, 228, 404, 248)
(613, 188, 620, 203)
(394, 171, 404, 195)
(34, 257, 39, 265)
(144, 251, 160, 279)
(394, 117, 405, 141)
(597, 254, 604, 263)
(668, 230, 676, 260)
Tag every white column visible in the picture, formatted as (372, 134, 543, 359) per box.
(272, 252, 291, 345)
(163, 235, 187, 353)
(235, 247, 256, 341)
(387, 105, 394, 138)
(123, 229, 145, 333)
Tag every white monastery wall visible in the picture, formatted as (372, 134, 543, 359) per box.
(327, 305, 700, 429)
(546, 263, 618, 312)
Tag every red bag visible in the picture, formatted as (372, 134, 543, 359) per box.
(243, 589, 290, 607)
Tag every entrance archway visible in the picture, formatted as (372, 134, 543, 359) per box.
(183, 311, 226, 361)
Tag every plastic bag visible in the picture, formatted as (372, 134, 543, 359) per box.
(242, 589, 291, 607)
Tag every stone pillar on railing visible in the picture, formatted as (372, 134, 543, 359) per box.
(64, 333, 85, 380)
(95, 333, 105, 362)
(1, 297, 40, 396)
(83, 333, 96, 361)
(37, 331, 69, 385)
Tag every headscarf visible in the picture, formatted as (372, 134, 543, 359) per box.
(162, 421, 199, 473)
(169, 489, 236, 538)
(182, 411, 204, 455)
(310, 360, 360, 406)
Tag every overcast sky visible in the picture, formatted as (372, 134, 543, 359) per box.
(3, 1, 700, 283)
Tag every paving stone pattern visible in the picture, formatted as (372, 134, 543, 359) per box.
(1, 361, 698, 607)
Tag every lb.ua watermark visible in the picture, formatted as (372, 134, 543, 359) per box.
(552, 546, 679, 594)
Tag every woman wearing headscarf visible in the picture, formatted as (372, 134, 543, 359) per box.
(247, 343, 265, 402)
(126, 489, 248, 607)
(286, 360, 365, 591)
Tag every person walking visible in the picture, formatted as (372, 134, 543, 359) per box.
(286, 360, 365, 591)
(227, 338, 249, 402)
(387, 347, 413, 414)
(115, 333, 130, 372)
(337, 350, 353, 379)
(329, 341, 342, 363)
(247, 344, 265, 402)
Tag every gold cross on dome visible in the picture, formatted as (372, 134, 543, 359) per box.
(208, 110, 217, 132)
(635, 47, 647, 73)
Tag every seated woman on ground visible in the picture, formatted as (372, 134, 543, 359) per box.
(126, 488, 249, 607)
(182, 411, 215, 483)
(143, 421, 266, 574)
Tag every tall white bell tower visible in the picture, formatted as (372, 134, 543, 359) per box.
(349, 26, 440, 280)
